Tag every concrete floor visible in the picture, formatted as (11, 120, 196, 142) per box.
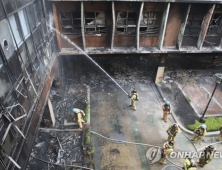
(88, 55, 222, 170)
(28, 54, 222, 170)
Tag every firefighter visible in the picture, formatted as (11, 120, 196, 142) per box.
(190, 124, 207, 144)
(160, 140, 174, 165)
(183, 157, 198, 170)
(128, 89, 139, 111)
(72, 108, 85, 129)
(162, 101, 172, 122)
(198, 145, 216, 167)
(218, 125, 222, 141)
(167, 123, 181, 142)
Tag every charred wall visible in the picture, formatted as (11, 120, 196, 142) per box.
(54, 1, 222, 54)
(203, 4, 222, 47)
(181, 4, 209, 47)
(84, 1, 112, 48)
(139, 2, 164, 47)
(0, 0, 58, 169)
(164, 3, 183, 47)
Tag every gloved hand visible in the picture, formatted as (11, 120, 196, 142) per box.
(128, 94, 131, 98)
(135, 99, 138, 101)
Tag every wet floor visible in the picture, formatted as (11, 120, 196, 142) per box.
(27, 54, 222, 170)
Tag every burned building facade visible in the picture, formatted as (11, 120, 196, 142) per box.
(52, 0, 222, 82)
(0, 0, 222, 169)
(0, 0, 57, 169)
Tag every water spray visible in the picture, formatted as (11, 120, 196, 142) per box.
(50, 27, 129, 96)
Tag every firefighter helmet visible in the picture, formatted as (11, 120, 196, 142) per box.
(208, 145, 214, 150)
(173, 124, 178, 129)
(72, 108, 78, 113)
(165, 101, 170, 105)
(201, 124, 207, 130)
(169, 140, 174, 146)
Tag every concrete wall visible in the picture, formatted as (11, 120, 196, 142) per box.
(53, 1, 222, 54)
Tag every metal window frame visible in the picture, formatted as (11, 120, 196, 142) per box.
(0, 103, 28, 145)
(84, 11, 106, 35)
(116, 11, 137, 35)
(139, 11, 159, 36)
(206, 13, 222, 36)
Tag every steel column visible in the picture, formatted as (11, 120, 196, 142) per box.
(81, 1, 86, 51)
(52, 3, 61, 51)
(158, 3, 170, 50)
(197, 4, 215, 50)
(136, 2, 144, 50)
(111, 1, 115, 50)
(176, 4, 191, 50)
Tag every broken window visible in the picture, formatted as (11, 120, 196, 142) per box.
(33, 27, 43, 49)
(61, 11, 81, 35)
(16, 0, 30, 8)
(18, 9, 30, 39)
(34, 1, 44, 24)
(32, 57, 40, 89)
(18, 44, 30, 70)
(8, 14, 23, 48)
(0, 2, 5, 20)
(116, 12, 137, 35)
(7, 52, 22, 84)
(26, 4, 37, 32)
(0, 66, 13, 101)
(2, 0, 16, 14)
(140, 12, 159, 36)
(207, 13, 222, 36)
(184, 13, 203, 37)
(85, 11, 106, 35)
(25, 36, 35, 59)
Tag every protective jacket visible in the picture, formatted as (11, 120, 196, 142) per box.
(183, 158, 197, 170)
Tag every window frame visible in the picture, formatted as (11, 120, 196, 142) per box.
(139, 11, 159, 36)
(116, 11, 137, 36)
(84, 11, 106, 36)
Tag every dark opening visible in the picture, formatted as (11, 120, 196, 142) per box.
(3, 39, 8, 50)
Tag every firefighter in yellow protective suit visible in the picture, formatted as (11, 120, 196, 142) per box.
(198, 145, 216, 167)
(183, 157, 198, 170)
(167, 123, 181, 142)
(162, 101, 172, 122)
(72, 108, 85, 129)
(129, 90, 139, 111)
(160, 140, 174, 164)
(190, 124, 207, 144)
(218, 125, 222, 141)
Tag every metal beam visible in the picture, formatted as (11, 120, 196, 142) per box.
(136, 2, 144, 50)
(158, 3, 170, 50)
(52, 3, 61, 51)
(111, 1, 115, 50)
(197, 4, 215, 50)
(49, 0, 222, 3)
(81, 1, 86, 51)
(176, 4, 191, 50)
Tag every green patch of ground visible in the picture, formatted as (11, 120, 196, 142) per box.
(187, 117, 222, 131)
